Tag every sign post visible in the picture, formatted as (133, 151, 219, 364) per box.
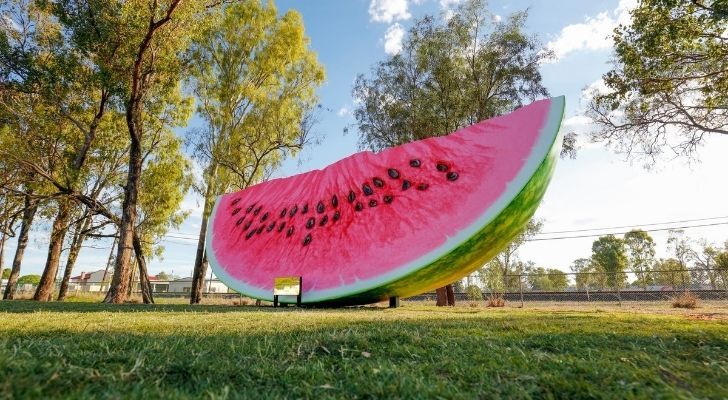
(273, 276, 302, 307)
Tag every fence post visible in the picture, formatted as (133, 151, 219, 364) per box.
(519, 274, 524, 308)
(585, 273, 590, 302)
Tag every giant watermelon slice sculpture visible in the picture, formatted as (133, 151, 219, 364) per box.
(207, 96, 565, 305)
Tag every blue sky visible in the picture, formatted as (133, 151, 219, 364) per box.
(6, 0, 728, 279)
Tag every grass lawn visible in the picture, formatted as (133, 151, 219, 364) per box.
(0, 301, 726, 399)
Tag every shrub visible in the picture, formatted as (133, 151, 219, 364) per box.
(486, 294, 505, 307)
(671, 291, 698, 309)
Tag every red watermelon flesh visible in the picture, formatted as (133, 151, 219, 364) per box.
(207, 96, 565, 304)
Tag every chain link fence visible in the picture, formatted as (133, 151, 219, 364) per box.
(406, 268, 728, 304)
(4, 268, 727, 305)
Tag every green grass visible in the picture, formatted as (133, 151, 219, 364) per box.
(0, 302, 726, 399)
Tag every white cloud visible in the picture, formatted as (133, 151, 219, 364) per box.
(545, 0, 637, 62)
(337, 106, 350, 117)
(383, 23, 405, 55)
(369, 0, 411, 23)
(439, 0, 462, 20)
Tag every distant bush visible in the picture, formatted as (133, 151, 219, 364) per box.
(466, 285, 482, 301)
(486, 294, 505, 307)
(671, 291, 698, 309)
(17, 274, 41, 285)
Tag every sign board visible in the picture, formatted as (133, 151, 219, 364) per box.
(274, 276, 301, 296)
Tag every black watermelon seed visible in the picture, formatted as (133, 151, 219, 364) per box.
(369, 199, 378, 208)
(317, 201, 325, 213)
(319, 215, 328, 226)
(373, 177, 384, 188)
(278, 221, 286, 232)
(447, 171, 459, 181)
(286, 226, 295, 237)
(243, 221, 252, 230)
(402, 180, 412, 190)
(261, 212, 269, 222)
(235, 217, 244, 226)
(303, 234, 312, 246)
(436, 162, 449, 172)
(253, 206, 262, 216)
(280, 208, 287, 218)
(266, 222, 276, 232)
(362, 183, 374, 196)
(332, 195, 338, 208)
(289, 205, 298, 217)
(246, 204, 255, 213)
(302, 204, 309, 214)
(387, 168, 400, 179)
(355, 202, 364, 211)
(383, 195, 394, 204)
(245, 230, 256, 240)
(410, 159, 421, 168)
(306, 217, 315, 229)
(232, 207, 241, 215)
(256, 225, 264, 234)
(348, 190, 356, 203)
(231, 198, 241, 206)
(417, 183, 429, 191)
(333, 211, 340, 221)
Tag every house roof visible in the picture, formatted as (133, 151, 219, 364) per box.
(70, 269, 107, 280)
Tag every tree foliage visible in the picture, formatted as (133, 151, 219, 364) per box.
(186, 0, 324, 304)
(352, 0, 550, 151)
(588, 0, 728, 161)
(624, 229, 656, 288)
(591, 235, 628, 288)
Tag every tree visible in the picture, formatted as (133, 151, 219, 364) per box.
(352, 0, 552, 306)
(186, 0, 324, 304)
(591, 235, 628, 289)
(481, 220, 543, 293)
(587, 0, 728, 162)
(525, 267, 568, 291)
(689, 240, 721, 289)
(667, 229, 692, 287)
(17, 274, 40, 286)
(653, 258, 691, 287)
(623, 229, 656, 289)
(570, 257, 597, 290)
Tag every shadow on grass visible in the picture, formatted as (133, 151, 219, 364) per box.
(0, 306, 726, 399)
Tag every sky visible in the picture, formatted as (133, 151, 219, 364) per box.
(5, 0, 727, 279)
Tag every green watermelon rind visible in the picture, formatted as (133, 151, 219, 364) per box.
(207, 96, 565, 305)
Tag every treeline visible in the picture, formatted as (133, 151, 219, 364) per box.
(0, 0, 323, 304)
(472, 228, 728, 292)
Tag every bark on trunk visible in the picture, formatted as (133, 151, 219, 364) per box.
(191, 169, 216, 304)
(446, 284, 455, 306)
(104, 135, 142, 304)
(57, 215, 92, 301)
(34, 202, 70, 301)
(435, 287, 448, 306)
(132, 233, 154, 304)
(4, 196, 38, 300)
(101, 236, 117, 291)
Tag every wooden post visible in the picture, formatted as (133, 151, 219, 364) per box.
(519, 274, 524, 308)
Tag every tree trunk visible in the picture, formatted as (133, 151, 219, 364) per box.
(57, 214, 92, 301)
(445, 284, 455, 306)
(104, 134, 142, 304)
(435, 287, 448, 306)
(132, 233, 154, 304)
(4, 196, 38, 300)
(191, 165, 217, 304)
(34, 202, 70, 301)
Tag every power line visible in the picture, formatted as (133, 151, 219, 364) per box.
(539, 215, 728, 235)
(528, 221, 728, 242)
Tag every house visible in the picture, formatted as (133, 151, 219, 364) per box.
(69, 270, 110, 292)
(168, 277, 229, 293)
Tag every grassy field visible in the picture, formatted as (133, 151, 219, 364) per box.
(0, 301, 726, 399)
